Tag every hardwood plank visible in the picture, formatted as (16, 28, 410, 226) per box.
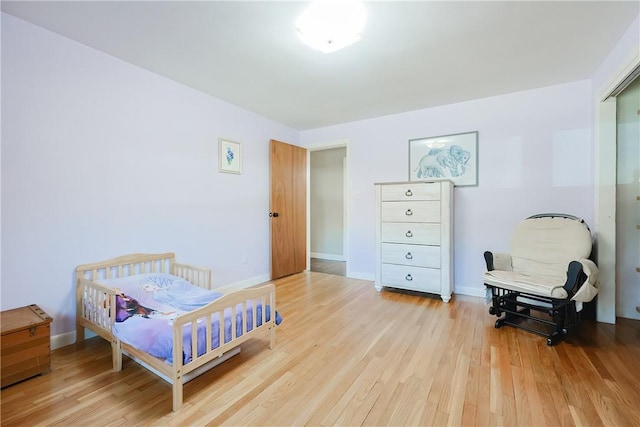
(322, 357, 385, 426)
(310, 258, 346, 277)
(1, 272, 639, 426)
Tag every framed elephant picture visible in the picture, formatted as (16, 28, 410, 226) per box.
(408, 131, 478, 186)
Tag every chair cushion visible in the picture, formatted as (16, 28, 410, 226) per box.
(510, 217, 592, 283)
(483, 270, 568, 299)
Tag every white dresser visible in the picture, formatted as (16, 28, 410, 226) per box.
(374, 180, 453, 302)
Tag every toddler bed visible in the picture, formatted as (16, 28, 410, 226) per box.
(76, 253, 279, 411)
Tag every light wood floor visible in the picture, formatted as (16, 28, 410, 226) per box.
(2, 272, 639, 426)
(310, 258, 346, 276)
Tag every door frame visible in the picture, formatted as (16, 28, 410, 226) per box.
(595, 50, 640, 324)
(306, 139, 350, 276)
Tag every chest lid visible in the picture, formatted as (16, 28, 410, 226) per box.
(1, 304, 52, 335)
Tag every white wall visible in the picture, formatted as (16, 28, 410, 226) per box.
(3, 10, 632, 341)
(300, 81, 594, 297)
(0, 14, 298, 337)
(592, 14, 640, 98)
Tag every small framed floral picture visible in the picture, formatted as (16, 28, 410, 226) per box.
(218, 138, 242, 174)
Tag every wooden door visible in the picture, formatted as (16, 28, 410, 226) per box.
(270, 139, 307, 279)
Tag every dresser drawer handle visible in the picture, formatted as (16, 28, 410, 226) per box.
(405, 230, 413, 238)
(405, 189, 413, 197)
(405, 274, 413, 281)
(405, 209, 413, 216)
(405, 252, 413, 260)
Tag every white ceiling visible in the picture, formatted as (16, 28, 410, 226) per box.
(2, 1, 638, 130)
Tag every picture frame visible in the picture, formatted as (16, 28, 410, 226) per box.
(218, 138, 242, 174)
(408, 131, 478, 186)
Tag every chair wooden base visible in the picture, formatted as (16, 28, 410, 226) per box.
(487, 285, 579, 346)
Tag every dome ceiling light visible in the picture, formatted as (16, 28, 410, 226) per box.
(296, 0, 367, 54)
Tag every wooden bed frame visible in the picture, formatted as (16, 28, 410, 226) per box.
(76, 252, 276, 411)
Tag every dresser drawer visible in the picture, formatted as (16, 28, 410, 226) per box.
(381, 243, 441, 268)
(381, 223, 441, 245)
(381, 183, 441, 201)
(381, 264, 441, 293)
(381, 201, 440, 223)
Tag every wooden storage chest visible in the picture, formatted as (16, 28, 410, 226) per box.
(1, 304, 52, 387)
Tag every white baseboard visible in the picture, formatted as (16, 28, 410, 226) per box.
(310, 252, 345, 261)
(454, 285, 485, 298)
(215, 273, 271, 293)
(347, 271, 375, 282)
(51, 331, 76, 350)
(52, 329, 99, 350)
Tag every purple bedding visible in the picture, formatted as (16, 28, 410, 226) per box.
(96, 273, 281, 364)
(113, 301, 280, 364)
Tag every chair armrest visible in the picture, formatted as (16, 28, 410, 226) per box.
(570, 259, 599, 302)
(483, 252, 493, 270)
(484, 251, 512, 271)
(563, 261, 585, 296)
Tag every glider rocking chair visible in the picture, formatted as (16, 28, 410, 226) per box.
(483, 214, 599, 346)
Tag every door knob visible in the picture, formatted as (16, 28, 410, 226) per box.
(269, 212, 279, 217)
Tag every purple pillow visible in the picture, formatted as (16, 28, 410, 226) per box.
(115, 294, 132, 322)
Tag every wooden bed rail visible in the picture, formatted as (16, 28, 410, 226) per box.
(76, 252, 177, 281)
(121, 283, 277, 411)
(75, 253, 277, 412)
(172, 262, 212, 289)
(173, 284, 276, 410)
(75, 252, 213, 370)
(173, 284, 276, 370)
(76, 277, 121, 369)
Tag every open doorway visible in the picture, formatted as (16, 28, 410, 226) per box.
(308, 142, 349, 277)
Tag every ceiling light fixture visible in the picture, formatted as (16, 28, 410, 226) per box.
(296, 0, 367, 54)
